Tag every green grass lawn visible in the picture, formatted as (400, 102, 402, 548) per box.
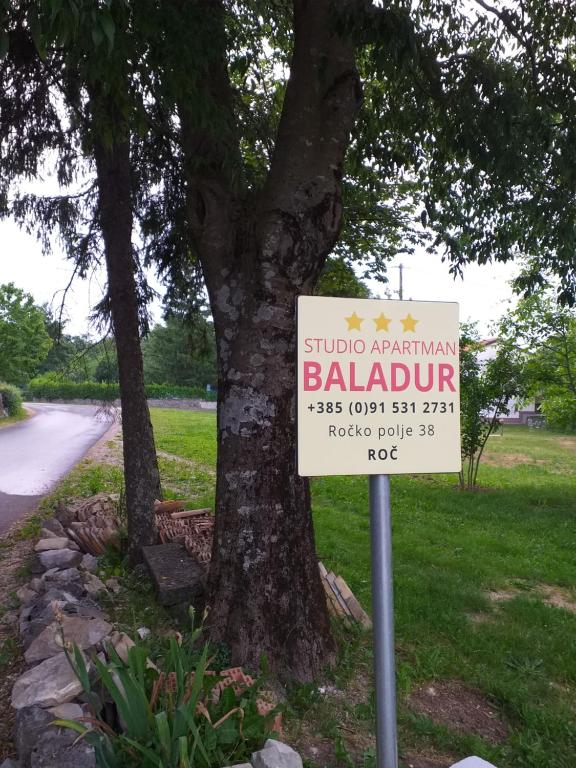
(148, 412, 576, 768)
(37, 410, 575, 767)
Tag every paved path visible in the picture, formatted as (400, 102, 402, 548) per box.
(0, 403, 113, 535)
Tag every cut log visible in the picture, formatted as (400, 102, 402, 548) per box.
(154, 500, 185, 515)
(171, 508, 212, 520)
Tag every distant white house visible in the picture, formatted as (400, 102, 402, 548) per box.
(478, 339, 541, 425)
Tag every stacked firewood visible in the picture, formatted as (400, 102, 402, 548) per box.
(154, 500, 214, 567)
(153, 501, 371, 629)
(65, 494, 121, 555)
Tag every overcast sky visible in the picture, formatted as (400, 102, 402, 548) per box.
(1, 216, 517, 338)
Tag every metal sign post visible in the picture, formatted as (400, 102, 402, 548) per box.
(296, 296, 461, 768)
(370, 474, 398, 768)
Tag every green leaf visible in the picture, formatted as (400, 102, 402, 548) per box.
(178, 735, 190, 768)
(100, 10, 115, 53)
(51, 718, 88, 735)
(0, 30, 8, 60)
(180, 708, 212, 768)
(119, 735, 163, 767)
(154, 711, 172, 761)
(91, 25, 104, 49)
(67, 645, 91, 693)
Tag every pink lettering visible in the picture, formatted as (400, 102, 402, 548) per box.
(438, 363, 456, 392)
(303, 361, 322, 391)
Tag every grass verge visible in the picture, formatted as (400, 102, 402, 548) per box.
(14, 410, 575, 768)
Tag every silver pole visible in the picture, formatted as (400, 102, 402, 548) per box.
(369, 474, 398, 768)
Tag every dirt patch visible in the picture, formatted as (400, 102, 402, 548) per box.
(296, 733, 337, 767)
(537, 584, 576, 613)
(401, 752, 455, 768)
(157, 451, 216, 474)
(344, 666, 373, 708)
(486, 588, 521, 603)
(408, 680, 509, 744)
(482, 452, 547, 468)
(486, 584, 576, 613)
(84, 417, 123, 466)
(556, 437, 576, 453)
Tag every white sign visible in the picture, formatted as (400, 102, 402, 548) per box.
(297, 296, 461, 476)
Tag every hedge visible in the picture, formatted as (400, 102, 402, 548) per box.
(0, 381, 24, 417)
(27, 378, 217, 402)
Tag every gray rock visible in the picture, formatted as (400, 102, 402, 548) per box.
(43, 568, 82, 585)
(252, 740, 303, 768)
(30, 728, 96, 768)
(11, 652, 86, 709)
(24, 615, 112, 663)
(29, 555, 46, 576)
(14, 707, 53, 767)
(34, 538, 75, 553)
(19, 589, 82, 647)
(450, 759, 498, 768)
(108, 631, 135, 663)
(39, 528, 60, 540)
(41, 519, 66, 537)
(79, 554, 98, 574)
(38, 550, 82, 571)
(16, 586, 37, 604)
(0, 758, 19, 768)
(48, 702, 84, 720)
(82, 573, 106, 598)
(104, 578, 121, 594)
(29, 579, 44, 593)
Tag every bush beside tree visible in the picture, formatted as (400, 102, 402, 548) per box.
(0, 381, 24, 417)
(459, 326, 527, 489)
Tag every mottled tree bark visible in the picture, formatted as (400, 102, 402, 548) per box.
(92, 98, 162, 558)
(179, 0, 361, 679)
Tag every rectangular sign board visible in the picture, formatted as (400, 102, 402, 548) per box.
(297, 296, 461, 476)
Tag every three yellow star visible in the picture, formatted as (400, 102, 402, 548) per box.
(345, 311, 364, 331)
(400, 313, 418, 332)
(373, 313, 392, 332)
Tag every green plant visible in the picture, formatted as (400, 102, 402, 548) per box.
(27, 374, 217, 402)
(0, 380, 24, 416)
(59, 622, 281, 768)
(459, 325, 527, 489)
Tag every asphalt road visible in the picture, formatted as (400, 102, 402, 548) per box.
(0, 403, 113, 535)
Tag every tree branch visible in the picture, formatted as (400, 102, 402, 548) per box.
(473, 0, 538, 89)
(260, 0, 361, 225)
(175, 0, 241, 284)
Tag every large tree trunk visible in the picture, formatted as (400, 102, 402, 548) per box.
(205, 252, 334, 679)
(92, 104, 162, 558)
(178, 0, 361, 680)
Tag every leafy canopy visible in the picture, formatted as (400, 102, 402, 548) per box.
(500, 290, 576, 431)
(0, 283, 53, 384)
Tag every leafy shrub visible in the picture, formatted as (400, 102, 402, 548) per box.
(60, 621, 281, 768)
(540, 394, 576, 432)
(27, 373, 216, 402)
(0, 381, 23, 416)
(28, 373, 119, 401)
